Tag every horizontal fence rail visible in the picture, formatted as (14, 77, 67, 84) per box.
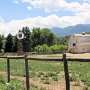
(0, 54, 90, 90)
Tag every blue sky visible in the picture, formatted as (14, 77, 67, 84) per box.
(0, 0, 90, 35)
(0, 0, 75, 21)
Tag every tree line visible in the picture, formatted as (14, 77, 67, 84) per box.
(0, 27, 69, 54)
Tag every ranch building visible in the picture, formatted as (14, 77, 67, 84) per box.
(68, 32, 90, 53)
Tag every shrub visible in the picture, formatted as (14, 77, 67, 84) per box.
(52, 76, 58, 81)
(0, 76, 6, 84)
(35, 44, 51, 54)
(35, 44, 66, 54)
(82, 86, 88, 90)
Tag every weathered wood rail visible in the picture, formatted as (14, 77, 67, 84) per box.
(0, 54, 90, 90)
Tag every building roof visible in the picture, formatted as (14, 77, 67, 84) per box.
(73, 33, 90, 37)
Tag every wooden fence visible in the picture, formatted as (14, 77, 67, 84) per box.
(0, 54, 90, 90)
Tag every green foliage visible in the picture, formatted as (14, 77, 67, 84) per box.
(31, 83, 38, 88)
(0, 34, 4, 52)
(50, 45, 66, 53)
(86, 32, 90, 34)
(0, 78, 21, 90)
(3, 27, 69, 53)
(31, 28, 55, 49)
(4, 34, 13, 52)
(22, 27, 32, 52)
(40, 87, 46, 90)
(13, 36, 18, 52)
(82, 86, 88, 90)
(0, 76, 6, 84)
(35, 44, 66, 54)
(37, 71, 44, 77)
(35, 44, 51, 54)
(52, 76, 58, 81)
(0, 59, 90, 89)
(54, 36, 69, 46)
(41, 77, 50, 84)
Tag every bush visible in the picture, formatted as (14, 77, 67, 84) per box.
(35, 44, 66, 54)
(0, 76, 6, 84)
(82, 86, 88, 90)
(35, 44, 51, 54)
(0, 79, 21, 90)
(52, 76, 58, 81)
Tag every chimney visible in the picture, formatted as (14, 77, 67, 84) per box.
(82, 32, 85, 35)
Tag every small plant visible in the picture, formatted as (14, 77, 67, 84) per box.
(37, 72, 44, 77)
(41, 77, 49, 81)
(69, 74, 77, 82)
(41, 77, 50, 84)
(0, 76, 6, 84)
(42, 80, 50, 84)
(74, 81, 80, 86)
(40, 87, 46, 90)
(82, 86, 88, 90)
(1, 79, 21, 90)
(47, 72, 57, 77)
(30, 71, 36, 78)
(43, 73, 49, 77)
(52, 76, 58, 81)
(31, 83, 38, 88)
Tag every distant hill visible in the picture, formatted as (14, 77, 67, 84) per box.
(51, 24, 90, 37)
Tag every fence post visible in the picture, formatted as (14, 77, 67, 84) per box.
(63, 54, 70, 90)
(7, 58, 10, 83)
(25, 55, 30, 90)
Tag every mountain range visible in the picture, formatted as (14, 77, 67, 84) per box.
(51, 24, 90, 37)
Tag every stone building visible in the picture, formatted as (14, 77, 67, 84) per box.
(68, 32, 90, 53)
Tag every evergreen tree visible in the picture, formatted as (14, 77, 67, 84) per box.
(0, 34, 4, 52)
(22, 27, 32, 52)
(4, 34, 13, 52)
(13, 36, 18, 52)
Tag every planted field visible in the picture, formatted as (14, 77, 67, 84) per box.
(0, 58, 90, 90)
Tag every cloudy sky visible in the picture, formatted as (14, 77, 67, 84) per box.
(0, 0, 90, 35)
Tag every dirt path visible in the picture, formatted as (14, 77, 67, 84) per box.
(47, 53, 90, 58)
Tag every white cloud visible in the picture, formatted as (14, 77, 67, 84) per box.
(27, 6, 32, 11)
(14, 0, 90, 13)
(83, 0, 90, 3)
(0, 11, 90, 36)
(13, 0, 19, 4)
(0, 0, 90, 36)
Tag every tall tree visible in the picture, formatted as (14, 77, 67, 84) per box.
(0, 34, 4, 52)
(31, 28, 55, 49)
(22, 27, 32, 52)
(4, 34, 13, 52)
(13, 36, 18, 52)
(40, 28, 55, 46)
(31, 28, 42, 49)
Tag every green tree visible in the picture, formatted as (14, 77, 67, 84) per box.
(41, 28, 55, 46)
(13, 36, 18, 52)
(31, 28, 42, 49)
(4, 34, 13, 52)
(0, 34, 4, 52)
(31, 28, 55, 49)
(22, 27, 32, 52)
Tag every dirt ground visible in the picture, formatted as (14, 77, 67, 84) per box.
(66, 53, 90, 58)
(0, 71, 83, 90)
(0, 53, 90, 90)
(46, 53, 90, 58)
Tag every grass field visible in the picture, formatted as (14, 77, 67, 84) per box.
(0, 57, 90, 90)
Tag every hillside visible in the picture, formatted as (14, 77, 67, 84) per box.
(51, 24, 90, 37)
